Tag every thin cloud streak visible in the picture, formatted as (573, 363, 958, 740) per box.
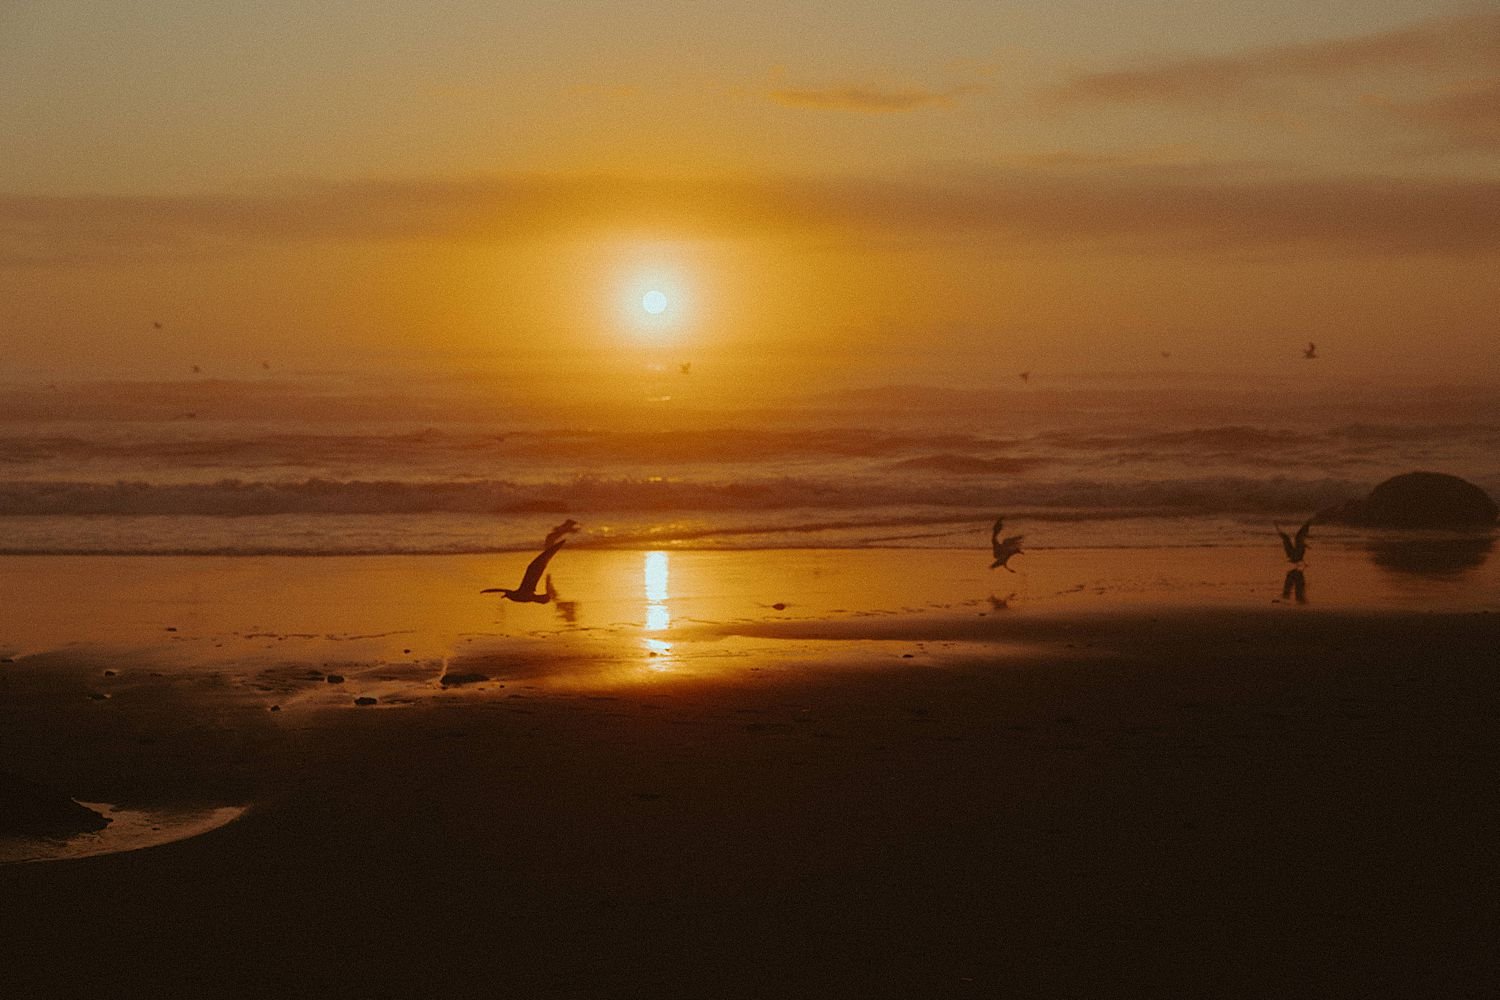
(770, 84, 980, 113)
(1051, 12, 1500, 104)
(4, 166, 1499, 266)
(1374, 76, 1500, 151)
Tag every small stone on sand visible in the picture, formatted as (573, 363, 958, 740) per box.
(439, 672, 489, 688)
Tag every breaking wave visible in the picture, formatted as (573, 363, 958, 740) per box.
(3, 422, 1496, 471)
(0, 473, 1364, 518)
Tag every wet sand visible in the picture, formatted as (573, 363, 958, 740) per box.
(1, 548, 1497, 997)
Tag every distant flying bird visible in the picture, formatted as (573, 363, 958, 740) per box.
(481, 520, 581, 604)
(990, 517, 1025, 572)
(679, 362, 691, 375)
(1018, 371, 1031, 384)
(1303, 342, 1318, 359)
(261, 360, 271, 370)
(1275, 519, 1312, 564)
(153, 321, 163, 329)
(191, 365, 201, 374)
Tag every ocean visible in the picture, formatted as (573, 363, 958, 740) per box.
(1, 370, 1496, 557)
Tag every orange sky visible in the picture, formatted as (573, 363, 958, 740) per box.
(2, 3, 1497, 385)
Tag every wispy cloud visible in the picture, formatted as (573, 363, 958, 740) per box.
(770, 83, 980, 113)
(1050, 12, 1500, 105)
(4, 164, 1499, 267)
(1371, 76, 1500, 151)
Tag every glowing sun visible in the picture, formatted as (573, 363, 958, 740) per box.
(642, 290, 668, 315)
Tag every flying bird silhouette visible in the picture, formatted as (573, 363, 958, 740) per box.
(191, 365, 201, 374)
(153, 321, 163, 329)
(990, 517, 1025, 572)
(679, 362, 691, 375)
(1303, 342, 1318, 359)
(1275, 519, 1312, 564)
(1018, 371, 1031, 384)
(543, 518, 580, 547)
(481, 520, 581, 603)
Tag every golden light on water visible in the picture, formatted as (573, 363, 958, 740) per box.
(645, 550, 669, 603)
(643, 550, 672, 667)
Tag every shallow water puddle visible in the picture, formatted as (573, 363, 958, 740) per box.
(0, 802, 247, 865)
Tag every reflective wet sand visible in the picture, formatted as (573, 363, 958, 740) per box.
(1, 547, 1495, 996)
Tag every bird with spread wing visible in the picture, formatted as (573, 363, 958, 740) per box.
(990, 517, 1025, 572)
(1275, 518, 1312, 564)
(481, 519, 580, 604)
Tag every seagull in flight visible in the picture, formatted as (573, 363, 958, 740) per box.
(481, 520, 580, 604)
(990, 517, 1025, 572)
(1275, 518, 1312, 564)
(1303, 342, 1318, 359)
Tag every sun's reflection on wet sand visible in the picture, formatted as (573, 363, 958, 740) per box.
(643, 550, 672, 668)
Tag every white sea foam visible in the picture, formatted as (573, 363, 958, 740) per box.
(1, 374, 1494, 554)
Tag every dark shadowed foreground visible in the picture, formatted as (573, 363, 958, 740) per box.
(2, 602, 1496, 999)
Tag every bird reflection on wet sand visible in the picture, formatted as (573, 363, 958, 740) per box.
(1280, 568, 1307, 604)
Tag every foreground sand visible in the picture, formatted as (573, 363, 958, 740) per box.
(2, 548, 1497, 997)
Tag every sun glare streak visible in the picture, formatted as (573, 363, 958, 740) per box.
(645, 550, 670, 604)
(643, 550, 672, 669)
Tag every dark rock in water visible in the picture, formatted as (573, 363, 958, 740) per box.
(1320, 472, 1498, 529)
(354, 696, 377, 706)
(325, 674, 345, 684)
(439, 672, 489, 688)
(0, 771, 111, 838)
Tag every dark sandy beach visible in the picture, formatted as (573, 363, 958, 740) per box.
(2, 550, 1497, 998)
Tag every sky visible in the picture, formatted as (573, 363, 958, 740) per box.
(2, 1, 1498, 386)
